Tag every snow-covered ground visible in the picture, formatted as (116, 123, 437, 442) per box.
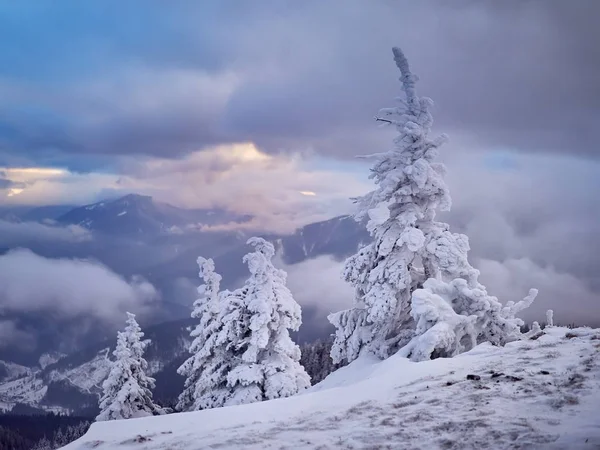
(63, 326, 600, 449)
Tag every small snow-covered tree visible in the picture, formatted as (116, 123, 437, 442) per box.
(329, 47, 538, 364)
(226, 237, 310, 404)
(177, 257, 243, 411)
(97, 313, 162, 421)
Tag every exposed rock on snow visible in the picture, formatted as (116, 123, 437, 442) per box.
(63, 327, 600, 449)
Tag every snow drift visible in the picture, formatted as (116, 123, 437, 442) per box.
(63, 326, 600, 449)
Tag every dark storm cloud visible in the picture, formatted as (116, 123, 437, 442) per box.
(222, 0, 600, 158)
(0, 1, 598, 165)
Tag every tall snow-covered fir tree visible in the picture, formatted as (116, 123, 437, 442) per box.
(96, 313, 163, 421)
(329, 47, 538, 364)
(226, 237, 311, 405)
(177, 257, 243, 411)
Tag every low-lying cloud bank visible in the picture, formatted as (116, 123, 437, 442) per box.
(0, 219, 91, 246)
(0, 249, 158, 322)
(283, 253, 600, 338)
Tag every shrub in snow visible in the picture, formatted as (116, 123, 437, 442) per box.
(546, 310, 554, 327)
(177, 257, 243, 411)
(329, 47, 538, 364)
(226, 237, 311, 404)
(97, 313, 163, 421)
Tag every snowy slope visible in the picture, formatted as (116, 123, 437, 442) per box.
(63, 326, 600, 449)
(0, 320, 194, 415)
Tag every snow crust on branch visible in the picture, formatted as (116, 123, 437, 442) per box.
(329, 47, 538, 364)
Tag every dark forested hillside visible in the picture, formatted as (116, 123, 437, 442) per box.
(0, 414, 90, 450)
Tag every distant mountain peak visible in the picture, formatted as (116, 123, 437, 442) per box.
(115, 193, 153, 204)
(57, 194, 252, 237)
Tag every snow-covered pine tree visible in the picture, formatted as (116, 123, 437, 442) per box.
(329, 47, 538, 364)
(96, 313, 162, 421)
(226, 237, 311, 404)
(176, 257, 243, 411)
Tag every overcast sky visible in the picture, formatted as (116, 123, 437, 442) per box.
(0, 1, 598, 325)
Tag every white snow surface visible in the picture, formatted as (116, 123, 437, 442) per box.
(64, 327, 600, 449)
(39, 352, 67, 370)
(0, 375, 48, 410)
(48, 348, 112, 393)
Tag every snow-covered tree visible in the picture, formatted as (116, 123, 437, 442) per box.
(177, 257, 243, 411)
(97, 313, 162, 421)
(226, 237, 310, 404)
(329, 47, 538, 364)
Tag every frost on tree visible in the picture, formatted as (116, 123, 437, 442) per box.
(177, 257, 242, 411)
(97, 313, 163, 421)
(226, 237, 310, 405)
(329, 47, 538, 364)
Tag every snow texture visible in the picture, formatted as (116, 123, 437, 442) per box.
(63, 326, 600, 449)
(96, 313, 163, 421)
(329, 47, 537, 363)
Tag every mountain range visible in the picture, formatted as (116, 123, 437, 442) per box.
(0, 193, 369, 415)
(55, 194, 253, 237)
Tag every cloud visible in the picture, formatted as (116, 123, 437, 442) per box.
(441, 149, 600, 294)
(0, 1, 597, 335)
(478, 258, 600, 327)
(0, 144, 370, 233)
(0, 178, 19, 189)
(277, 148, 600, 330)
(0, 320, 36, 350)
(116, 143, 371, 233)
(0, 220, 91, 246)
(0, 1, 597, 164)
(0, 249, 159, 323)
(282, 255, 354, 335)
(0, 166, 121, 206)
(440, 149, 600, 326)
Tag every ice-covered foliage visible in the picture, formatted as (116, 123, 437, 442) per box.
(226, 237, 310, 404)
(329, 47, 537, 363)
(177, 257, 242, 411)
(97, 313, 162, 421)
(546, 310, 554, 327)
(399, 279, 538, 361)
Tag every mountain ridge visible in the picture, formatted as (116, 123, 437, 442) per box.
(56, 194, 253, 237)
